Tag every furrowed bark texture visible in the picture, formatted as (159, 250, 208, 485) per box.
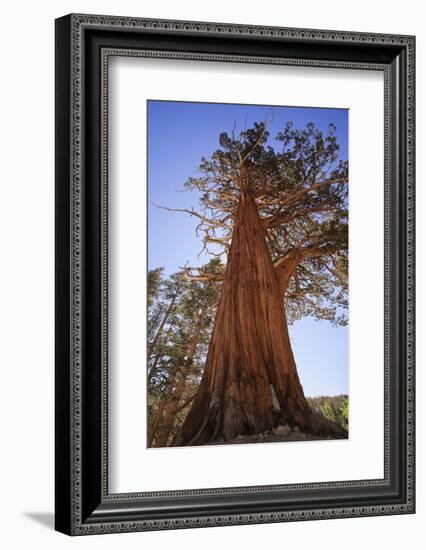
(173, 193, 345, 446)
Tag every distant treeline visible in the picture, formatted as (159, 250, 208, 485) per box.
(307, 395, 348, 430)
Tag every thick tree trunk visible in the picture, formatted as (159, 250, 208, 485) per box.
(173, 192, 345, 446)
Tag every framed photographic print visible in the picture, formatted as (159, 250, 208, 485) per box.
(55, 14, 415, 535)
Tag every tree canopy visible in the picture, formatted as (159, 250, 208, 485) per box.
(159, 121, 348, 326)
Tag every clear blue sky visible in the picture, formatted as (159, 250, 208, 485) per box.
(147, 100, 348, 397)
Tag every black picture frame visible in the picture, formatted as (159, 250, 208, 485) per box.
(55, 13, 415, 535)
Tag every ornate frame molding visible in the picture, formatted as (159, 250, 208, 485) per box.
(55, 14, 415, 535)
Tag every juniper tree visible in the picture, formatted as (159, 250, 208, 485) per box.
(161, 121, 348, 446)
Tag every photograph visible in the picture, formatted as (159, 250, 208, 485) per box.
(147, 100, 349, 448)
(0, 0, 418, 545)
(51, 9, 414, 539)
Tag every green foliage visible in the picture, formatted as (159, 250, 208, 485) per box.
(183, 120, 348, 327)
(147, 267, 164, 308)
(147, 259, 224, 445)
(307, 395, 349, 430)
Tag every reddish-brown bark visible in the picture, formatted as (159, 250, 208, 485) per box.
(172, 192, 345, 446)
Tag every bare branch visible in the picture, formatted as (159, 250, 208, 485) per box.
(257, 177, 348, 208)
(300, 244, 340, 259)
(261, 203, 335, 229)
(181, 266, 225, 283)
(205, 237, 231, 247)
(154, 203, 231, 229)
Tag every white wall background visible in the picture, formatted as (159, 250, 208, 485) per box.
(0, 0, 422, 548)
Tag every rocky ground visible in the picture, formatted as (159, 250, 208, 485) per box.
(207, 423, 348, 445)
